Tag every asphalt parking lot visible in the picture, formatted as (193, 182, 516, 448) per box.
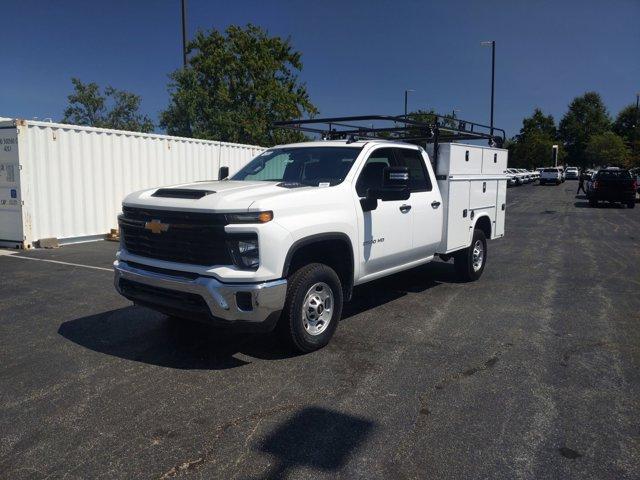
(1, 183, 639, 479)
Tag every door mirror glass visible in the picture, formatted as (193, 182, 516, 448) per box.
(218, 166, 229, 180)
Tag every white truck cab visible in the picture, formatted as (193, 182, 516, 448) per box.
(114, 115, 508, 352)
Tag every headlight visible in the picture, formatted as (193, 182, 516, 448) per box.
(227, 235, 260, 270)
(226, 211, 273, 223)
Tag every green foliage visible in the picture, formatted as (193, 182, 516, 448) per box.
(62, 78, 154, 133)
(511, 132, 564, 169)
(584, 132, 629, 167)
(519, 108, 557, 139)
(509, 108, 563, 168)
(160, 24, 317, 146)
(613, 104, 640, 168)
(558, 92, 611, 167)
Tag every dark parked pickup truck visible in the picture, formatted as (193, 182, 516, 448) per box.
(587, 168, 637, 208)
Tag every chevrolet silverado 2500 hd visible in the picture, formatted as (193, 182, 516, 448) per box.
(114, 115, 508, 352)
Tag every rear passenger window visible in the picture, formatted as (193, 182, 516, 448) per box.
(395, 148, 432, 192)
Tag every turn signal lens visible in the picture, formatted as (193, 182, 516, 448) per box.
(258, 211, 273, 223)
(226, 211, 273, 224)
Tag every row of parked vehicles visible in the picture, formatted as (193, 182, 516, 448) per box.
(505, 168, 540, 186)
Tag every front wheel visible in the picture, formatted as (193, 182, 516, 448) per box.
(277, 263, 343, 353)
(454, 229, 487, 282)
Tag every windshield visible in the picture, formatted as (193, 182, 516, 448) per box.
(231, 146, 363, 186)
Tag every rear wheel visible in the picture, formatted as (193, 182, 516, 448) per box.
(454, 229, 487, 282)
(277, 263, 343, 353)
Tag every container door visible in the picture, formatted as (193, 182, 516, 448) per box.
(0, 127, 23, 245)
(448, 144, 483, 175)
(470, 180, 498, 210)
(446, 180, 471, 252)
(495, 180, 506, 237)
(481, 148, 508, 174)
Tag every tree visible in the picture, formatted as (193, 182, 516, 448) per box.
(584, 132, 629, 167)
(511, 132, 564, 169)
(613, 104, 640, 168)
(519, 108, 557, 139)
(558, 92, 611, 167)
(160, 24, 317, 146)
(62, 78, 154, 132)
(509, 108, 563, 168)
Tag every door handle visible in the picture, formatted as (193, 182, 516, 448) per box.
(399, 204, 412, 213)
(431, 201, 441, 208)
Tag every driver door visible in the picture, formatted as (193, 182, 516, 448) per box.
(354, 147, 413, 280)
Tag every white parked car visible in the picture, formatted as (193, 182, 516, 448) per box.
(565, 167, 579, 180)
(114, 116, 508, 352)
(539, 167, 562, 185)
(506, 168, 525, 185)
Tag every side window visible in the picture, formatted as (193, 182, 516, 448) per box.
(355, 148, 394, 197)
(395, 148, 432, 192)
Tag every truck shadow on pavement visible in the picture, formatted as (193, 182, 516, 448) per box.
(58, 260, 460, 370)
(247, 406, 375, 480)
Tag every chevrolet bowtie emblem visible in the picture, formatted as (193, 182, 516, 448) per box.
(144, 219, 169, 234)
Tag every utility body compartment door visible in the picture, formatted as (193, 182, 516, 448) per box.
(494, 180, 506, 238)
(442, 180, 471, 252)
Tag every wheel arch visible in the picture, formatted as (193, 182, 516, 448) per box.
(473, 214, 492, 240)
(282, 233, 355, 301)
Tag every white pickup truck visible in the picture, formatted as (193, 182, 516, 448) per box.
(114, 116, 508, 352)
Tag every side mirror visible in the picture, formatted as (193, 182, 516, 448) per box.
(218, 166, 229, 180)
(360, 191, 378, 212)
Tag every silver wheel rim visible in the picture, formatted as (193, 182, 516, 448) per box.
(472, 240, 484, 272)
(302, 282, 334, 336)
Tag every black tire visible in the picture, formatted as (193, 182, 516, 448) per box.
(454, 229, 487, 282)
(627, 201, 635, 209)
(540, 180, 545, 185)
(589, 198, 598, 207)
(276, 263, 343, 353)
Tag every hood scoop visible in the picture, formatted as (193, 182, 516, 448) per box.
(151, 188, 216, 199)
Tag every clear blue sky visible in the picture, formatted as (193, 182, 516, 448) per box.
(2, 0, 638, 137)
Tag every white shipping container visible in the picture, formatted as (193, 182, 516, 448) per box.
(0, 119, 264, 248)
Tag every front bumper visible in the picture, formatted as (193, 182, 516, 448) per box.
(114, 260, 287, 331)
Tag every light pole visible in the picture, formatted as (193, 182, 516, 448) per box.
(404, 89, 415, 116)
(181, 0, 188, 67)
(480, 41, 496, 137)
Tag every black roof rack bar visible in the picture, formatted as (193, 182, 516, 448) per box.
(273, 114, 505, 145)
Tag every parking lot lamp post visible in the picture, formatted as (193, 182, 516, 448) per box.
(480, 41, 496, 137)
(404, 89, 415, 117)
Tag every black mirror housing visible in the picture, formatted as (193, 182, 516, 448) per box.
(218, 166, 229, 180)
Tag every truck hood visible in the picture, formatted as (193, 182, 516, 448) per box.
(122, 180, 317, 212)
